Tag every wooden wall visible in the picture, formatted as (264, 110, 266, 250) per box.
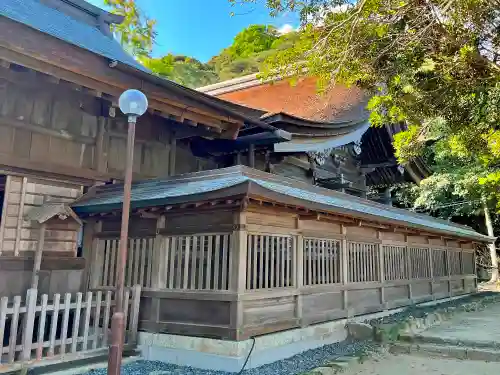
(92, 205, 478, 341)
(0, 175, 81, 255)
(0, 65, 216, 183)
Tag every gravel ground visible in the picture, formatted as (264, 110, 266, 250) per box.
(85, 339, 375, 375)
(84, 292, 499, 375)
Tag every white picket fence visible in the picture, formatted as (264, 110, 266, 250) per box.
(0, 286, 141, 370)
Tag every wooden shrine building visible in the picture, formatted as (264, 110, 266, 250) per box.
(198, 74, 430, 204)
(73, 165, 489, 341)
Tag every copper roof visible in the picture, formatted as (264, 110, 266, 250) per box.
(202, 76, 369, 123)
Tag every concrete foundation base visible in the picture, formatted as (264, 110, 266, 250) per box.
(138, 294, 471, 372)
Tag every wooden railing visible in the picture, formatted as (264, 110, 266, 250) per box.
(246, 234, 293, 290)
(0, 286, 141, 369)
(303, 238, 341, 285)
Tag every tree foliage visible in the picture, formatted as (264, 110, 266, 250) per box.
(104, 0, 157, 59)
(253, 0, 500, 207)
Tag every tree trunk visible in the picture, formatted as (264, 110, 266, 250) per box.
(483, 202, 498, 282)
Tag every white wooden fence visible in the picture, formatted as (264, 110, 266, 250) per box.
(0, 286, 141, 369)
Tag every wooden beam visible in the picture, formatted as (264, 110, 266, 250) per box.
(31, 223, 46, 289)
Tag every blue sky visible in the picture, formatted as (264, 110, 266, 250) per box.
(86, 0, 299, 62)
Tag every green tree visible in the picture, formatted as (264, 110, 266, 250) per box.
(144, 54, 219, 88)
(252, 0, 500, 280)
(104, 0, 157, 59)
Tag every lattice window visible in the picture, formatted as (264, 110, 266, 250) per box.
(163, 234, 231, 290)
(432, 249, 448, 277)
(462, 251, 475, 275)
(246, 234, 293, 290)
(99, 237, 154, 288)
(409, 247, 431, 279)
(348, 242, 379, 283)
(448, 249, 462, 276)
(303, 238, 341, 285)
(383, 246, 408, 280)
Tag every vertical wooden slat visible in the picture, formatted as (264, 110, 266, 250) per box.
(14, 177, 27, 256)
(246, 235, 251, 290)
(82, 291, 93, 351)
(184, 236, 192, 289)
(36, 294, 48, 360)
(162, 236, 170, 289)
(60, 293, 71, 355)
(92, 292, 102, 350)
(126, 238, 135, 286)
(280, 237, 286, 287)
(259, 235, 264, 289)
(103, 240, 111, 286)
(198, 236, 205, 289)
(102, 291, 112, 346)
(109, 240, 118, 287)
(270, 236, 276, 288)
(206, 235, 213, 290)
(0, 297, 8, 357)
(123, 289, 131, 336)
(8, 295, 21, 363)
(286, 237, 291, 287)
(311, 240, 317, 285)
(146, 238, 154, 287)
(221, 234, 229, 290)
(132, 239, 140, 285)
(48, 293, 61, 356)
(214, 235, 221, 290)
(263, 236, 270, 289)
(252, 235, 258, 289)
(168, 237, 175, 288)
(139, 238, 147, 286)
(174, 237, 182, 289)
(71, 293, 83, 353)
(128, 285, 141, 344)
(21, 288, 37, 361)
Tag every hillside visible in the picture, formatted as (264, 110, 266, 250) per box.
(144, 25, 301, 88)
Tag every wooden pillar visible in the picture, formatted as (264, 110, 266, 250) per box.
(80, 219, 99, 292)
(341, 225, 349, 312)
(95, 117, 109, 172)
(30, 223, 46, 289)
(151, 215, 166, 289)
(89, 221, 104, 289)
(14, 177, 28, 256)
(169, 137, 177, 176)
(230, 211, 247, 340)
(248, 144, 255, 168)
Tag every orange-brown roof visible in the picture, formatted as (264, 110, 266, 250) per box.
(213, 76, 369, 123)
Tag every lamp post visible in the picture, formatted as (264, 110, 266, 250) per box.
(108, 89, 148, 375)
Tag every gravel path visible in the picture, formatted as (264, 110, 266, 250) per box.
(85, 340, 375, 375)
(342, 352, 499, 375)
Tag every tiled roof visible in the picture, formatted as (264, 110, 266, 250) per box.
(72, 166, 492, 242)
(0, 0, 146, 72)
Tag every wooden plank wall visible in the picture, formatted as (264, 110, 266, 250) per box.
(0, 175, 81, 255)
(0, 68, 211, 181)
